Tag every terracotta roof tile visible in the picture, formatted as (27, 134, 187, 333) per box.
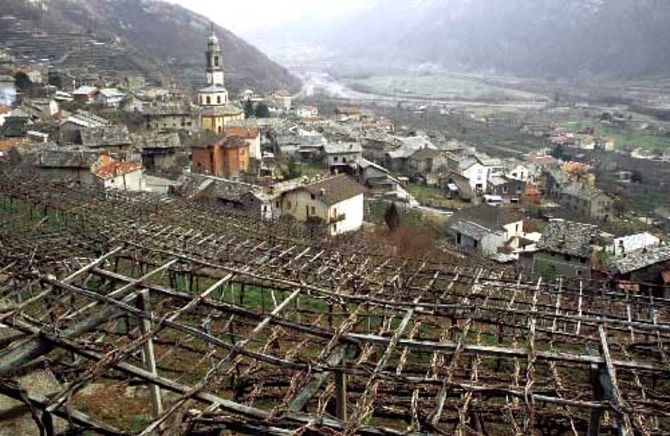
(92, 155, 142, 180)
(224, 126, 260, 139)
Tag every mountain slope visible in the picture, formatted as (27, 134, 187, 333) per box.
(298, 0, 670, 79)
(0, 0, 301, 92)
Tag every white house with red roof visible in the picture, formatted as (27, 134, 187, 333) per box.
(91, 155, 144, 191)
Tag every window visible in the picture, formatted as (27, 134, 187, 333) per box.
(473, 240, 479, 248)
(564, 254, 571, 261)
(334, 156, 339, 162)
(287, 201, 291, 209)
(214, 56, 220, 67)
(515, 224, 519, 232)
(275, 201, 280, 208)
(311, 206, 316, 215)
(206, 96, 211, 105)
(217, 96, 221, 104)
(311, 194, 316, 200)
(456, 233, 462, 245)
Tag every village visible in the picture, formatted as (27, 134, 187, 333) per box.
(0, 22, 669, 297)
(1, 1, 670, 433)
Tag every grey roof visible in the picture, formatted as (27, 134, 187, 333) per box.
(199, 104, 243, 116)
(99, 88, 126, 98)
(81, 126, 131, 148)
(356, 157, 389, 174)
(62, 110, 109, 129)
(537, 220, 599, 258)
(388, 135, 436, 159)
(142, 105, 192, 116)
(410, 147, 442, 161)
(37, 149, 100, 168)
(450, 204, 523, 232)
(300, 174, 366, 206)
(449, 219, 502, 241)
(612, 245, 670, 275)
(323, 142, 363, 155)
(561, 182, 610, 202)
(131, 132, 181, 150)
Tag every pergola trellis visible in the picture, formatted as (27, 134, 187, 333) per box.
(0, 172, 669, 435)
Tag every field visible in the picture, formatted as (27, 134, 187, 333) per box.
(346, 73, 548, 102)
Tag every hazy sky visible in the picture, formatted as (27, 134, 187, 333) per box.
(166, 0, 367, 35)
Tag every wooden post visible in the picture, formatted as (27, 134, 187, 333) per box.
(587, 363, 603, 436)
(335, 365, 347, 421)
(136, 289, 163, 418)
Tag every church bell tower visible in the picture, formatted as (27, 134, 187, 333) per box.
(206, 22, 225, 87)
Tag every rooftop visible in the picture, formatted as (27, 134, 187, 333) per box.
(81, 126, 131, 148)
(449, 204, 523, 232)
(62, 110, 109, 129)
(323, 142, 363, 155)
(300, 174, 366, 206)
(224, 126, 260, 139)
(91, 155, 142, 180)
(72, 86, 98, 95)
(537, 220, 599, 258)
(612, 245, 670, 275)
(450, 219, 502, 241)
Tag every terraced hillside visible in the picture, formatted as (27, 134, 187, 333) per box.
(0, 0, 300, 93)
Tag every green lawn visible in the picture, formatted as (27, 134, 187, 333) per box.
(406, 184, 470, 210)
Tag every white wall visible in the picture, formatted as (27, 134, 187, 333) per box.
(281, 191, 364, 235)
(463, 163, 489, 192)
(104, 170, 144, 192)
(330, 194, 364, 235)
(247, 137, 262, 160)
(502, 220, 524, 240)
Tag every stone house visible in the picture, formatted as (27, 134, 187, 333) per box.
(521, 220, 598, 279)
(323, 142, 363, 172)
(487, 175, 526, 203)
(96, 88, 126, 108)
(143, 105, 198, 132)
(130, 131, 183, 172)
(72, 86, 98, 104)
(80, 126, 132, 154)
(544, 168, 615, 221)
(440, 171, 475, 202)
(610, 245, 670, 298)
(407, 148, 447, 176)
(354, 157, 400, 194)
(447, 204, 524, 256)
(35, 147, 102, 184)
(59, 110, 110, 144)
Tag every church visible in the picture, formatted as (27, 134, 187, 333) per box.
(198, 24, 244, 134)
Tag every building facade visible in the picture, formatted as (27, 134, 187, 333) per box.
(191, 138, 250, 178)
(198, 24, 243, 134)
